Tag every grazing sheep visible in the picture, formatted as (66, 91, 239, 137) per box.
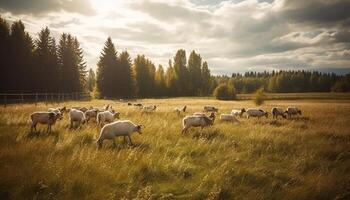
(127, 103, 132, 106)
(246, 108, 268, 119)
(220, 114, 240, 123)
(96, 120, 144, 148)
(85, 108, 100, 122)
(142, 105, 157, 112)
(134, 103, 143, 107)
(174, 105, 187, 114)
(203, 106, 219, 112)
(286, 107, 302, 118)
(271, 107, 286, 119)
(97, 110, 120, 126)
(231, 108, 246, 117)
(30, 111, 60, 133)
(69, 109, 86, 128)
(182, 113, 215, 134)
(47, 108, 64, 120)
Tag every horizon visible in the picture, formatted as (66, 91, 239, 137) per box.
(1, 0, 349, 75)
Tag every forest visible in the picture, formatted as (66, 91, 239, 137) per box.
(0, 16, 349, 98)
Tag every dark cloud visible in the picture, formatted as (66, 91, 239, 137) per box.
(0, 0, 95, 15)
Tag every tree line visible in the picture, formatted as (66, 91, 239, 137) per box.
(0, 17, 86, 93)
(0, 16, 348, 97)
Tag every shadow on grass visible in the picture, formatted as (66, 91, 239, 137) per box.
(26, 130, 59, 143)
(191, 128, 224, 141)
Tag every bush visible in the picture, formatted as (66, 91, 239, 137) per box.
(213, 83, 236, 100)
(253, 88, 265, 105)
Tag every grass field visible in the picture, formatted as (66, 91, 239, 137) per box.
(0, 98, 350, 199)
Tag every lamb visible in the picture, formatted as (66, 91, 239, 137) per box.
(30, 111, 60, 133)
(286, 107, 302, 118)
(203, 106, 219, 112)
(246, 108, 268, 119)
(220, 114, 240, 123)
(96, 120, 144, 148)
(97, 110, 120, 126)
(231, 108, 246, 117)
(174, 105, 187, 114)
(182, 112, 215, 134)
(69, 109, 86, 128)
(271, 107, 286, 119)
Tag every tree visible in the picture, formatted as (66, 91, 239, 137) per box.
(8, 20, 34, 92)
(213, 83, 236, 100)
(165, 59, 177, 97)
(187, 50, 202, 96)
(201, 61, 211, 96)
(118, 51, 135, 98)
(34, 27, 59, 92)
(86, 68, 96, 92)
(0, 16, 10, 93)
(96, 37, 118, 98)
(253, 88, 265, 105)
(155, 65, 166, 97)
(173, 49, 188, 96)
(133, 55, 155, 98)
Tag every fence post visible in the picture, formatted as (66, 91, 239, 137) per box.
(21, 93, 24, 103)
(35, 93, 38, 106)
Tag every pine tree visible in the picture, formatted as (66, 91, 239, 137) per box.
(165, 59, 176, 96)
(96, 37, 118, 98)
(86, 68, 96, 92)
(0, 17, 10, 93)
(119, 51, 135, 98)
(133, 55, 154, 97)
(34, 27, 59, 92)
(155, 65, 166, 97)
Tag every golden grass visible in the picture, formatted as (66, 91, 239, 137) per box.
(0, 98, 350, 199)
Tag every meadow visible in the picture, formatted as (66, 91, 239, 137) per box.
(0, 98, 349, 199)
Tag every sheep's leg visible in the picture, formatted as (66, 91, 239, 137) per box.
(70, 120, 73, 128)
(123, 136, 126, 144)
(112, 138, 117, 147)
(127, 135, 133, 146)
(181, 126, 188, 134)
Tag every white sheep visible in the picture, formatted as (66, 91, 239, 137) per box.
(203, 106, 218, 112)
(286, 107, 302, 118)
(30, 111, 60, 133)
(246, 108, 268, 119)
(97, 110, 120, 126)
(220, 114, 240, 123)
(70, 106, 88, 113)
(193, 112, 206, 117)
(231, 108, 246, 117)
(142, 105, 157, 113)
(182, 113, 215, 134)
(69, 109, 86, 128)
(174, 105, 187, 114)
(96, 120, 144, 148)
(47, 108, 64, 120)
(271, 107, 286, 119)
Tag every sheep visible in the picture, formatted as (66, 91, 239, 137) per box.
(286, 107, 302, 118)
(97, 110, 120, 126)
(271, 107, 286, 119)
(142, 105, 157, 113)
(47, 108, 64, 120)
(246, 108, 268, 119)
(220, 114, 240, 123)
(174, 105, 187, 114)
(96, 120, 144, 148)
(193, 112, 206, 117)
(70, 106, 88, 113)
(85, 108, 100, 122)
(203, 105, 219, 112)
(231, 108, 246, 117)
(182, 112, 215, 134)
(30, 111, 60, 133)
(69, 109, 86, 128)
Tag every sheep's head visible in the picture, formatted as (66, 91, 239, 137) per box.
(209, 112, 216, 123)
(59, 106, 67, 113)
(241, 108, 246, 113)
(135, 124, 144, 134)
(298, 110, 302, 115)
(182, 105, 187, 112)
(96, 139, 102, 149)
(282, 113, 287, 118)
(265, 112, 269, 118)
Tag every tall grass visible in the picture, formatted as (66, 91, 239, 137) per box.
(0, 98, 349, 199)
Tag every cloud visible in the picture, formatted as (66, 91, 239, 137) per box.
(0, 0, 95, 16)
(0, 0, 349, 74)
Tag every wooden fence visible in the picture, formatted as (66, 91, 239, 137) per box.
(0, 92, 91, 107)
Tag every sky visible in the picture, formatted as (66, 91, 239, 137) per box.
(0, 0, 349, 75)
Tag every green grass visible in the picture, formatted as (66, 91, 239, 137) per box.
(0, 98, 350, 199)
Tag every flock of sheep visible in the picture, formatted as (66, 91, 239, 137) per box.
(29, 103, 302, 149)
